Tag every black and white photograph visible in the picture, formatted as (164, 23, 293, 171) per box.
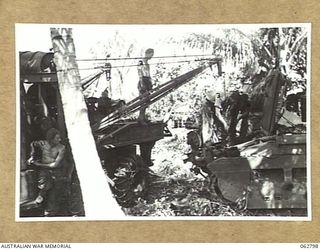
(16, 24, 311, 220)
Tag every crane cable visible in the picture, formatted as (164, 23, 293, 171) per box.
(80, 57, 221, 91)
(78, 57, 218, 71)
(76, 53, 216, 62)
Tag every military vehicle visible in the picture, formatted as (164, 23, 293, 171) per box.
(185, 69, 308, 215)
(19, 51, 222, 213)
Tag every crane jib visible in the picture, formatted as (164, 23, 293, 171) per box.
(93, 61, 219, 132)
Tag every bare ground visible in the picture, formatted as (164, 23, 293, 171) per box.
(123, 128, 261, 217)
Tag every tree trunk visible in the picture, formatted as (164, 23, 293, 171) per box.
(50, 27, 123, 219)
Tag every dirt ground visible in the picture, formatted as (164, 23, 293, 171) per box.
(123, 128, 259, 217)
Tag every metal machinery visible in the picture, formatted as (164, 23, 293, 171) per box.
(19, 51, 308, 215)
(19, 51, 222, 210)
(185, 69, 308, 215)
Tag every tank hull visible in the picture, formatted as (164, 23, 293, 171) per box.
(207, 134, 307, 211)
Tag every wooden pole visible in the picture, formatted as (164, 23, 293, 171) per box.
(50, 27, 123, 219)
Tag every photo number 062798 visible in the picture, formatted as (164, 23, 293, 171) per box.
(16, 24, 310, 220)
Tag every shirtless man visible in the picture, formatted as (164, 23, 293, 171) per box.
(202, 90, 228, 144)
(137, 48, 154, 124)
(27, 128, 65, 204)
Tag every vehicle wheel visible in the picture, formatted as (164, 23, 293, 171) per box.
(111, 154, 148, 208)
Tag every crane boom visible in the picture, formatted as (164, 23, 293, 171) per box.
(92, 58, 222, 133)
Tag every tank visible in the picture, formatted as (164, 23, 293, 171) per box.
(186, 70, 308, 215)
(206, 134, 307, 212)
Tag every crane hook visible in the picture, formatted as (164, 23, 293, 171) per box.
(105, 62, 112, 81)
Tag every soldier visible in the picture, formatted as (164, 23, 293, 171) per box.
(97, 88, 112, 116)
(238, 92, 251, 139)
(225, 89, 241, 145)
(201, 90, 228, 144)
(225, 89, 251, 145)
(27, 128, 67, 216)
(137, 48, 154, 125)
